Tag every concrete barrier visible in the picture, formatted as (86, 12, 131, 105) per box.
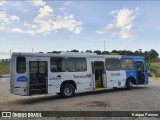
(0, 75, 10, 78)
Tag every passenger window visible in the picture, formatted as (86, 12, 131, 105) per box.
(120, 59, 134, 70)
(67, 58, 87, 72)
(17, 57, 26, 73)
(136, 62, 144, 72)
(105, 58, 121, 71)
(50, 58, 66, 72)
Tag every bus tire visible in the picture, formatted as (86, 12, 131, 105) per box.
(60, 84, 75, 98)
(126, 79, 132, 90)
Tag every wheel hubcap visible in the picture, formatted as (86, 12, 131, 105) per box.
(64, 87, 72, 96)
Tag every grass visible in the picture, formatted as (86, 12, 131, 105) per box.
(0, 62, 10, 76)
(149, 64, 160, 77)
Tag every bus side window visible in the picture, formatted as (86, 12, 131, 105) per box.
(50, 57, 66, 72)
(17, 57, 26, 73)
(67, 58, 87, 72)
(120, 59, 134, 70)
(136, 62, 144, 72)
(105, 58, 121, 71)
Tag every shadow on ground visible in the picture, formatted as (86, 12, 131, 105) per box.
(8, 86, 149, 105)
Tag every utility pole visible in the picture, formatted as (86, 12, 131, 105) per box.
(32, 48, 33, 53)
(10, 49, 12, 58)
(104, 41, 105, 52)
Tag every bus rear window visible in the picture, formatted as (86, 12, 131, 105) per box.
(17, 57, 26, 73)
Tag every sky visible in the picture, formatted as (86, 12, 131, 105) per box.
(0, 0, 160, 59)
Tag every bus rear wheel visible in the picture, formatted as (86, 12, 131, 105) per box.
(126, 79, 132, 90)
(60, 84, 75, 98)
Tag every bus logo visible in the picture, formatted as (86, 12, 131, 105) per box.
(17, 76, 27, 82)
(74, 74, 92, 79)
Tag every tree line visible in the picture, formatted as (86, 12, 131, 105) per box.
(48, 49, 159, 62)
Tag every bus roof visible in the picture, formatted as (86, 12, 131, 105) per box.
(12, 52, 100, 58)
(122, 55, 145, 59)
(11, 52, 145, 60)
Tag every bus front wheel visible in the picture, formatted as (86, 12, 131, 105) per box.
(126, 79, 132, 90)
(60, 84, 75, 98)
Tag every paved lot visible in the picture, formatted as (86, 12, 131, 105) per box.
(0, 78, 160, 120)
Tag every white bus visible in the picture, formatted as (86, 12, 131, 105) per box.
(10, 52, 148, 98)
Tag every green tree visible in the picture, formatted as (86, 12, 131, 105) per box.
(70, 49, 79, 52)
(85, 50, 92, 53)
(52, 51, 61, 54)
(111, 50, 118, 54)
(93, 50, 101, 55)
(150, 49, 159, 61)
(101, 51, 110, 55)
(143, 51, 150, 61)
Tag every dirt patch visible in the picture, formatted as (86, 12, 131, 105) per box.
(151, 62, 160, 67)
(149, 77, 160, 80)
(89, 101, 110, 108)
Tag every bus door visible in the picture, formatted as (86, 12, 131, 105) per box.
(29, 61, 48, 95)
(93, 61, 106, 88)
(135, 61, 148, 84)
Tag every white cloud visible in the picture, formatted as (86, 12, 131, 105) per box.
(12, 2, 83, 35)
(12, 28, 23, 33)
(0, 1, 83, 35)
(4, 1, 28, 12)
(34, 13, 83, 35)
(51, 15, 83, 34)
(31, 0, 45, 6)
(0, 11, 19, 25)
(24, 23, 38, 29)
(115, 8, 135, 28)
(34, 5, 54, 24)
(11, 16, 19, 21)
(0, 0, 6, 6)
(12, 28, 36, 35)
(33, 5, 54, 34)
(96, 7, 139, 40)
(0, 1, 20, 31)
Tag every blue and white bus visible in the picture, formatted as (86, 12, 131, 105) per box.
(10, 52, 148, 98)
(105, 55, 149, 90)
(121, 56, 148, 89)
